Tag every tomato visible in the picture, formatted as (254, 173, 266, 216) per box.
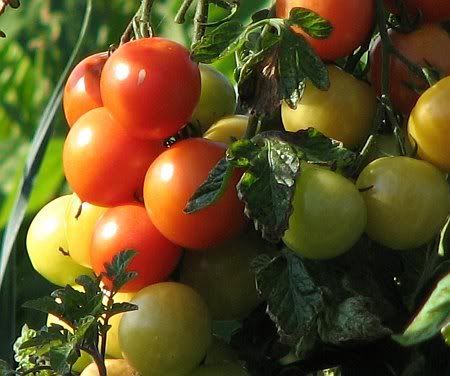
(384, 0, 450, 22)
(180, 229, 262, 320)
(80, 359, 136, 376)
(370, 24, 450, 115)
(281, 65, 377, 149)
(101, 37, 201, 140)
(119, 282, 212, 376)
(356, 157, 450, 250)
(63, 107, 164, 206)
(26, 196, 93, 286)
(205, 336, 239, 366)
(191, 64, 237, 132)
(144, 138, 247, 249)
(276, 0, 375, 61)
(91, 204, 181, 292)
(408, 76, 450, 172)
(283, 166, 367, 259)
(65, 193, 107, 268)
(203, 115, 249, 145)
(189, 364, 249, 376)
(63, 52, 107, 127)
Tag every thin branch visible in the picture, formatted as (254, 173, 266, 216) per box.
(192, 0, 209, 46)
(175, 0, 195, 24)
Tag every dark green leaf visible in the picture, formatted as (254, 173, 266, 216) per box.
(48, 342, 77, 375)
(75, 274, 102, 297)
(22, 296, 63, 316)
(0, 359, 12, 375)
(184, 158, 234, 214)
(104, 250, 138, 292)
(287, 8, 333, 39)
(20, 330, 65, 351)
(227, 139, 260, 168)
(393, 273, 450, 346)
(71, 316, 96, 343)
(439, 217, 450, 257)
(109, 302, 138, 317)
(251, 9, 270, 22)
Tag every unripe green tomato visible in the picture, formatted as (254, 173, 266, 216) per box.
(356, 157, 450, 250)
(283, 166, 367, 259)
(189, 364, 250, 376)
(26, 195, 92, 286)
(203, 115, 249, 145)
(180, 229, 262, 320)
(65, 193, 107, 268)
(205, 336, 239, 365)
(191, 64, 237, 132)
(119, 282, 212, 376)
(281, 65, 377, 149)
(80, 359, 137, 376)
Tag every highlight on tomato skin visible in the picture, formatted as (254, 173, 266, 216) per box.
(63, 52, 108, 127)
(90, 203, 182, 293)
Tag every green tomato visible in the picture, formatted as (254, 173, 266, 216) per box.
(26, 195, 92, 286)
(283, 166, 367, 259)
(180, 229, 263, 320)
(205, 336, 239, 365)
(203, 115, 249, 145)
(189, 364, 249, 376)
(356, 157, 450, 250)
(191, 64, 237, 132)
(80, 359, 136, 376)
(119, 282, 212, 376)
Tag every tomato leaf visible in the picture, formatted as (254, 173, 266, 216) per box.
(286, 8, 333, 39)
(22, 296, 64, 317)
(393, 273, 450, 346)
(103, 249, 138, 292)
(109, 302, 138, 317)
(48, 342, 77, 375)
(0, 359, 12, 374)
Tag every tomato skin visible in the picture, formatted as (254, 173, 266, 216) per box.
(144, 138, 247, 249)
(80, 359, 136, 376)
(408, 76, 450, 173)
(63, 52, 107, 127)
(63, 107, 165, 206)
(119, 282, 212, 376)
(276, 0, 375, 61)
(384, 0, 450, 22)
(91, 204, 181, 292)
(101, 37, 201, 140)
(281, 65, 377, 149)
(356, 157, 450, 250)
(370, 24, 450, 115)
(203, 115, 249, 145)
(189, 364, 250, 376)
(283, 166, 367, 259)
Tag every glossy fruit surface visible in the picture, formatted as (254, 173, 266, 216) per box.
(101, 37, 201, 140)
(65, 193, 107, 268)
(408, 76, 450, 172)
(191, 64, 237, 132)
(281, 65, 377, 148)
(370, 24, 450, 115)
(144, 138, 247, 249)
(384, 0, 450, 22)
(356, 157, 450, 250)
(91, 204, 181, 292)
(80, 359, 137, 376)
(63, 52, 107, 127)
(63, 107, 164, 206)
(189, 364, 250, 376)
(283, 166, 367, 259)
(119, 282, 212, 376)
(181, 229, 262, 320)
(203, 115, 248, 145)
(26, 195, 92, 286)
(276, 0, 375, 61)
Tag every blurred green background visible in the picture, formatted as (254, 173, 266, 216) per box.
(0, 0, 270, 363)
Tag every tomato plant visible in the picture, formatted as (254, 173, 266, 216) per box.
(276, 0, 375, 61)
(189, 364, 250, 376)
(101, 37, 201, 140)
(203, 115, 249, 145)
(384, 0, 450, 22)
(204, 336, 239, 366)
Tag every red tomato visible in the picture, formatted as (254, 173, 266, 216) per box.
(91, 204, 181, 292)
(63, 107, 165, 206)
(63, 52, 107, 127)
(143, 138, 247, 249)
(100, 37, 201, 140)
(370, 24, 450, 115)
(384, 0, 450, 22)
(276, 0, 375, 61)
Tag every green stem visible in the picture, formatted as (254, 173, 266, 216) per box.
(81, 346, 106, 376)
(244, 112, 261, 139)
(192, 0, 209, 46)
(140, 0, 155, 37)
(16, 365, 53, 376)
(175, 0, 195, 24)
(99, 293, 115, 358)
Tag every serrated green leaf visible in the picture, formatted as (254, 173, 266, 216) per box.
(20, 330, 65, 351)
(184, 158, 234, 214)
(287, 8, 333, 39)
(72, 316, 96, 343)
(227, 139, 260, 168)
(109, 302, 138, 317)
(439, 217, 450, 257)
(75, 274, 102, 297)
(251, 8, 270, 22)
(22, 296, 64, 317)
(104, 250, 138, 292)
(48, 342, 77, 375)
(393, 273, 450, 346)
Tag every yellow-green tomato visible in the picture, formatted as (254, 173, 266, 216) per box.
(180, 229, 262, 320)
(80, 359, 137, 376)
(189, 364, 250, 376)
(283, 166, 367, 259)
(205, 336, 239, 365)
(191, 64, 237, 132)
(65, 193, 107, 268)
(26, 195, 92, 286)
(281, 65, 377, 149)
(119, 282, 212, 376)
(356, 157, 450, 250)
(203, 115, 249, 145)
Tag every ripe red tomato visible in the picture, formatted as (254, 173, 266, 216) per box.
(370, 24, 450, 115)
(384, 0, 450, 22)
(63, 107, 165, 206)
(143, 138, 247, 249)
(100, 37, 201, 140)
(276, 0, 375, 61)
(91, 204, 181, 292)
(63, 52, 107, 127)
